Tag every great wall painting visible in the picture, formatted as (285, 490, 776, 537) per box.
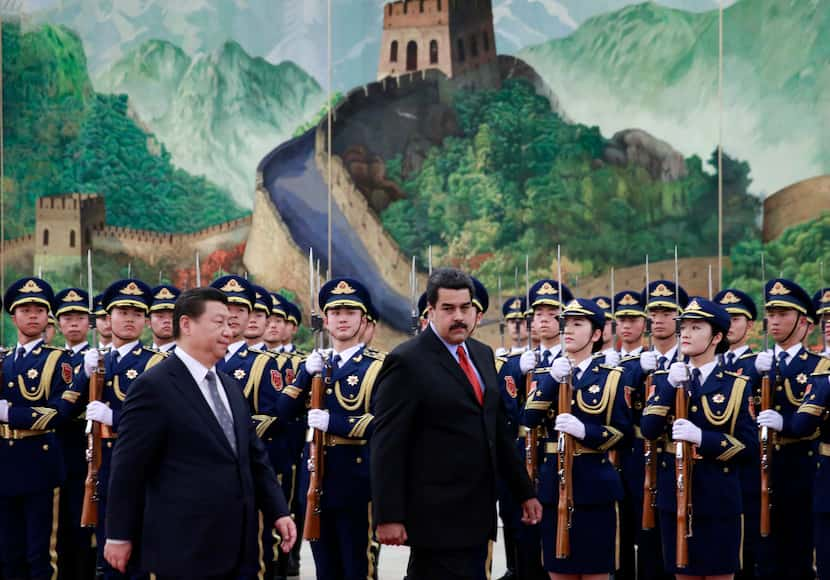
(3, 0, 830, 346)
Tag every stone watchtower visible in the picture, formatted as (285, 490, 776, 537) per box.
(34, 193, 106, 274)
(377, 0, 499, 88)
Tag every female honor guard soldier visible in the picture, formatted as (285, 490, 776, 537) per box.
(641, 298, 755, 580)
(522, 298, 632, 580)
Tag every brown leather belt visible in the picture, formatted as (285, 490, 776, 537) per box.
(545, 441, 601, 455)
(324, 434, 366, 447)
(0, 425, 51, 440)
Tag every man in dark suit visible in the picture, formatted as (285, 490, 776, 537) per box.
(371, 268, 542, 580)
(103, 287, 296, 579)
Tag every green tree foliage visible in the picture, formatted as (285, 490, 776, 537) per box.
(2, 22, 246, 239)
(381, 80, 761, 290)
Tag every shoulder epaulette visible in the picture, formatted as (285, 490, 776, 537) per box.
(142, 346, 167, 357)
(723, 370, 749, 382)
(600, 364, 623, 372)
(653, 369, 669, 375)
(810, 369, 830, 376)
(621, 354, 640, 363)
(41, 344, 65, 351)
(533, 367, 551, 375)
(738, 351, 757, 360)
(363, 348, 386, 361)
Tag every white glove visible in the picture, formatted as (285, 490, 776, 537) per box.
(495, 347, 508, 357)
(668, 362, 690, 388)
(604, 350, 621, 367)
(640, 350, 658, 372)
(0, 400, 8, 422)
(86, 401, 113, 426)
(305, 350, 324, 376)
(308, 409, 330, 432)
(555, 413, 586, 440)
(84, 348, 101, 377)
(519, 350, 537, 374)
(672, 418, 702, 445)
(755, 350, 774, 373)
(549, 357, 572, 383)
(757, 409, 784, 432)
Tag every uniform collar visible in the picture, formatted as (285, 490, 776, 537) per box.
(689, 359, 718, 386)
(621, 345, 643, 357)
(16, 338, 43, 357)
(728, 344, 750, 360)
(248, 341, 266, 352)
(331, 344, 362, 367)
(225, 340, 246, 361)
(538, 344, 561, 360)
(654, 343, 678, 363)
(774, 342, 802, 362)
(152, 342, 176, 353)
(66, 341, 89, 354)
(114, 340, 141, 359)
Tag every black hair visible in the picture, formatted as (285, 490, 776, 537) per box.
(173, 287, 228, 339)
(426, 268, 474, 307)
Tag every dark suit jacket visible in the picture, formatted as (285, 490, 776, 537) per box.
(370, 326, 536, 549)
(106, 352, 289, 576)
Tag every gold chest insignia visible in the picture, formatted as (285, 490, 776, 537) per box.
(796, 373, 808, 384)
(126, 369, 138, 380)
(588, 385, 601, 394)
(346, 375, 359, 387)
(712, 393, 726, 404)
(234, 369, 246, 380)
(27, 368, 39, 379)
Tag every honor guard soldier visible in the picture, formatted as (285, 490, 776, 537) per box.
(791, 363, 830, 579)
(641, 297, 755, 578)
(522, 298, 632, 578)
(714, 288, 761, 580)
(616, 290, 647, 358)
(53, 287, 96, 580)
(245, 284, 272, 351)
(93, 293, 113, 351)
(277, 278, 383, 580)
(417, 292, 429, 333)
(753, 278, 830, 580)
(361, 300, 380, 348)
(45, 314, 58, 345)
(74, 279, 165, 579)
(0, 278, 75, 580)
(149, 284, 179, 353)
(592, 295, 621, 366)
(501, 296, 529, 356)
(265, 293, 289, 352)
(277, 301, 304, 355)
(209, 275, 285, 580)
(813, 287, 830, 357)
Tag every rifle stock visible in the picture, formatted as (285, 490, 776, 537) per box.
(555, 377, 574, 559)
(524, 373, 538, 483)
(303, 367, 327, 541)
(675, 384, 692, 568)
(759, 373, 772, 537)
(80, 356, 105, 527)
(641, 373, 657, 530)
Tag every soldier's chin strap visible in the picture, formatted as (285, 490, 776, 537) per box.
(778, 311, 802, 349)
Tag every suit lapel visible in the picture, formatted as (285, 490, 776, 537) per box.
(167, 355, 237, 458)
(422, 327, 482, 407)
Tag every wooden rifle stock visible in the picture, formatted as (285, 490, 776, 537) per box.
(759, 373, 772, 537)
(555, 377, 574, 559)
(524, 373, 538, 483)
(303, 368, 327, 541)
(641, 373, 657, 530)
(80, 357, 105, 528)
(675, 384, 693, 569)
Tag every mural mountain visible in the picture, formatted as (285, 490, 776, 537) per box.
(519, 0, 830, 195)
(98, 39, 325, 207)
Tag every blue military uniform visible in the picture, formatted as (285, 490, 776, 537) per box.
(149, 284, 179, 353)
(277, 278, 382, 580)
(522, 298, 632, 575)
(755, 278, 830, 579)
(0, 278, 75, 579)
(51, 287, 97, 580)
(792, 369, 830, 578)
(714, 287, 762, 580)
(641, 297, 755, 576)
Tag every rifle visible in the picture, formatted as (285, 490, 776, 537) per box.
(642, 254, 658, 530)
(674, 246, 692, 568)
(523, 255, 538, 484)
(409, 256, 419, 336)
(555, 245, 574, 559)
(760, 251, 773, 537)
(81, 250, 105, 528)
(303, 248, 327, 541)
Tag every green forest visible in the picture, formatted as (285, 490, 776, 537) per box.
(1, 22, 246, 240)
(381, 80, 761, 289)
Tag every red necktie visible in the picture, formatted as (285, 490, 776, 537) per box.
(457, 345, 483, 405)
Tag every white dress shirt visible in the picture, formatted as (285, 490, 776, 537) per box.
(175, 347, 232, 420)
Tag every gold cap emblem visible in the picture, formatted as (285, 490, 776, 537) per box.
(331, 280, 357, 295)
(596, 298, 610, 309)
(686, 299, 702, 311)
(537, 282, 557, 296)
(821, 290, 830, 303)
(510, 298, 522, 310)
(619, 293, 638, 306)
(63, 290, 83, 302)
(220, 279, 246, 293)
(20, 280, 43, 293)
(719, 291, 740, 304)
(154, 287, 175, 300)
(769, 281, 790, 296)
(651, 283, 673, 297)
(120, 282, 143, 296)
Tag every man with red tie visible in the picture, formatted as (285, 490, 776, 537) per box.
(371, 267, 542, 580)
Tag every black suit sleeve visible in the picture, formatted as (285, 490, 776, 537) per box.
(248, 416, 290, 523)
(370, 350, 421, 525)
(106, 374, 166, 541)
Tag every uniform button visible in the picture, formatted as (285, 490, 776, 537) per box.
(601, 458, 606, 464)
(808, 451, 814, 457)
(326, 389, 333, 395)
(42, 444, 49, 451)
(107, 441, 113, 448)
(7, 382, 12, 387)
(774, 405, 781, 411)
(775, 444, 781, 451)
(691, 405, 698, 412)
(32, 412, 37, 418)
(723, 467, 729, 473)
(776, 386, 783, 392)
(356, 457, 363, 464)
(8, 441, 14, 447)
(107, 381, 112, 386)
(661, 461, 666, 468)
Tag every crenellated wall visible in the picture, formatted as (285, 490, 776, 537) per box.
(762, 175, 830, 242)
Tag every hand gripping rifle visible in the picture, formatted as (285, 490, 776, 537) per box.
(674, 247, 693, 569)
(759, 251, 773, 537)
(555, 246, 574, 559)
(642, 254, 658, 530)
